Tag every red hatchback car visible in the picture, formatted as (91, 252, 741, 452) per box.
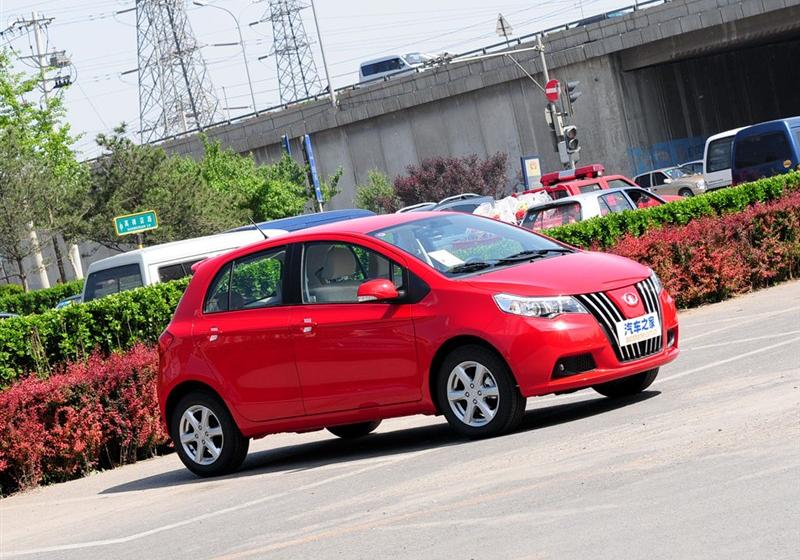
(158, 213, 680, 476)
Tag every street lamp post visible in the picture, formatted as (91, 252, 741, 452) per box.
(193, 1, 257, 114)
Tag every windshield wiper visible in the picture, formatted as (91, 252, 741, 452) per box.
(449, 261, 494, 274)
(498, 248, 573, 263)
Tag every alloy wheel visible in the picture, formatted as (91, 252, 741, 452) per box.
(179, 404, 224, 465)
(446, 361, 500, 427)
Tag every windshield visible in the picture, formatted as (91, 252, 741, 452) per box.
(370, 214, 570, 276)
(663, 167, 686, 179)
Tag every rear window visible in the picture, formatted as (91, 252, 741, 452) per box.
(84, 263, 143, 301)
(734, 132, 791, 169)
(361, 58, 404, 77)
(578, 183, 602, 193)
(707, 138, 734, 173)
(522, 202, 582, 230)
(607, 178, 636, 190)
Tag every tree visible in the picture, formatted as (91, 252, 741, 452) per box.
(76, 125, 247, 251)
(0, 51, 86, 287)
(393, 153, 508, 205)
(0, 129, 55, 289)
(354, 170, 400, 213)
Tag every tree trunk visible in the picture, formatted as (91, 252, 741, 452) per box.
(51, 234, 67, 283)
(14, 257, 28, 292)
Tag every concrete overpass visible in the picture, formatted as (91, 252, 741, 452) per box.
(164, 0, 800, 207)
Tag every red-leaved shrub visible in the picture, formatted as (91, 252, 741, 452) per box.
(0, 345, 169, 494)
(609, 191, 800, 308)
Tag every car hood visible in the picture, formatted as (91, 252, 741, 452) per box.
(463, 251, 650, 296)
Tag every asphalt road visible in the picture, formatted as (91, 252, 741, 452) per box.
(2, 281, 799, 560)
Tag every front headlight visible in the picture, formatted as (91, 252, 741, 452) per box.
(697, 179, 706, 190)
(493, 294, 588, 318)
(649, 270, 663, 293)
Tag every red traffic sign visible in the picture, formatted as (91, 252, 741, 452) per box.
(545, 79, 560, 102)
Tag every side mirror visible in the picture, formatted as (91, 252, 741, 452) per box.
(357, 279, 399, 302)
(663, 178, 673, 184)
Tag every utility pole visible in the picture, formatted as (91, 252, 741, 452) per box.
(310, 0, 336, 108)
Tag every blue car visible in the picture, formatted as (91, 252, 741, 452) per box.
(227, 209, 375, 234)
(731, 117, 800, 185)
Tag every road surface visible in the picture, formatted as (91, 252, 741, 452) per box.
(2, 281, 799, 559)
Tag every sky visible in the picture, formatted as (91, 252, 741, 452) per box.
(0, 0, 633, 158)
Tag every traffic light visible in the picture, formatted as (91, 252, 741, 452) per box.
(563, 125, 579, 153)
(562, 80, 581, 115)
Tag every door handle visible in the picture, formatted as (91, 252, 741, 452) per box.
(300, 317, 317, 334)
(209, 326, 221, 342)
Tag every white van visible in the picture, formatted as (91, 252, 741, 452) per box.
(359, 52, 434, 83)
(81, 229, 285, 302)
(703, 127, 747, 190)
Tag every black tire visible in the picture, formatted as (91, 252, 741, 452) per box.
(678, 188, 694, 197)
(436, 345, 526, 439)
(170, 391, 250, 477)
(593, 368, 659, 398)
(327, 420, 382, 439)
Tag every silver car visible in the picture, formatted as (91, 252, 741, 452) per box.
(634, 166, 706, 197)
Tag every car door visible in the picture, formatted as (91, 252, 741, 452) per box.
(635, 173, 652, 191)
(193, 246, 305, 422)
(290, 240, 420, 415)
(650, 171, 676, 195)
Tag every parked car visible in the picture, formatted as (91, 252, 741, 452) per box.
(55, 294, 82, 309)
(634, 166, 706, 197)
(82, 229, 284, 303)
(359, 52, 434, 83)
(521, 187, 675, 231)
(703, 127, 747, 190)
(678, 160, 704, 175)
(520, 164, 636, 200)
(731, 117, 800, 185)
(159, 212, 679, 476)
(396, 193, 494, 214)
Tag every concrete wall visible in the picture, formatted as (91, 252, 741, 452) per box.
(156, 0, 800, 209)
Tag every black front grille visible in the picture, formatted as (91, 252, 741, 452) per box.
(552, 353, 596, 378)
(575, 277, 663, 362)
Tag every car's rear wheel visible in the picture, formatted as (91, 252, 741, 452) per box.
(436, 345, 526, 438)
(593, 368, 659, 398)
(327, 420, 382, 439)
(171, 391, 249, 477)
(678, 188, 694, 197)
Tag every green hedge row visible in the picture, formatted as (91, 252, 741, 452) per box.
(545, 171, 800, 248)
(0, 278, 188, 386)
(0, 280, 84, 316)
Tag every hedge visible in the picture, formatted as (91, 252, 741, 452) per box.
(0, 278, 188, 386)
(609, 190, 800, 308)
(0, 280, 84, 316)
(546, 171, 800, 249)
(0, 345, 168, 494)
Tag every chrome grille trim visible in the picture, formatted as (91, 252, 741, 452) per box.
(575, 278, 664, 363)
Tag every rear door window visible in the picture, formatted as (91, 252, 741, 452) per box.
(734, 132, 791, 168)
(707, 138, 734, 172)
(634, 174, 651, 189)
(84, 263, 143, 301)
(578, 183, 602, 193)
(361, 58, 404, 77)
(157, 259, 204, 282)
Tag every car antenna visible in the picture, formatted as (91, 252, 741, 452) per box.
(249, 217, 268, 240)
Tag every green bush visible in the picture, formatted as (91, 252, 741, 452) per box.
(354, 170, 399, 214)
(0, 285, 23, 298)
(545, 172, 800, 248)
(0, 278, 188, 386)
(0, 280, 84, 315)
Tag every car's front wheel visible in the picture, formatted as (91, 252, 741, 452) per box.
(327, 420, 382, 439)
(171, 391, 249, 477)
(593, 368, 659, 398)
(678, 188, 694, 197)
(436, 345, 526, 438)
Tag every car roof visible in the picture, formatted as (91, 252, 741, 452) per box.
(433, 196, 494, 210)
(549, 174, 632, 188)
(706, 127, 748, 142)
(84, 229, 286, 275)
(227, 209, 375, 233)
(528, 187, 637, 210)
(734, 116, 800, 139)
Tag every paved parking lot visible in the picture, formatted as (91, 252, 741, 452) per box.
(2, 281, 799, 559)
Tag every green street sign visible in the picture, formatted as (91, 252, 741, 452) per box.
(114, 210, 159, 236)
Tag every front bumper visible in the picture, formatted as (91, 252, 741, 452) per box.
(502, 290, 679, 397)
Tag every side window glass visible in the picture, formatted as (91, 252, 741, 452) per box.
(635, 174, 651, 189)
(204, 263, 232, 313)
(652, 173, 667, 186)
(303, 242, 404, 304)
(229, 249, 286, 311)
